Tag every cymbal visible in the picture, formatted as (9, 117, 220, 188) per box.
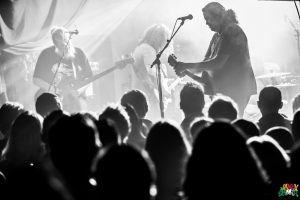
(274, 83, 297, 88)
(255, 72, 291, 79)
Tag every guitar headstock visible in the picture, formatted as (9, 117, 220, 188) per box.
(115, 54, 135, 69)
(168, 54, 178, 67)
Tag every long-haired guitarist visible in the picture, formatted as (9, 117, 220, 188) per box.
(33, 26, 93, 113)
(132, 24, 175, 121)
(168, 2, 257, 117)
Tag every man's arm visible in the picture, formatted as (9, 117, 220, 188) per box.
(176, 54, 229, 73)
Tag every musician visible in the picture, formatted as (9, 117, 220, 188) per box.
(170, 2, 257, 117)
(132, 24, 174, 121)
(33, 26, 93, 113)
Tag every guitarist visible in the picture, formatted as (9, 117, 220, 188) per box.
(168, 2, 257, 117)
(132, 24, 175, 121)
(33, 26, 93, 113)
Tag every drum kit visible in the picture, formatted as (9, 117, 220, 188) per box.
(255, 72, 299, 89)
(255, 71, 300, 108)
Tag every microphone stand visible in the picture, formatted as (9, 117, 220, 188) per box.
(48, 33, 73, 93)
(150, 19, 186, 118)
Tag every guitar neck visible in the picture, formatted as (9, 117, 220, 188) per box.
(73, 65, 119, 90)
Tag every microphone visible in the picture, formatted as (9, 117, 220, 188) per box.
(177, 14, 193, 21)
(68, 29, 79, 35)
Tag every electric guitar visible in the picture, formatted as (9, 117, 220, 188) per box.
(36, 55, 135, 113)
(168, 54, 215, 96)
(58, 55, 135, 92)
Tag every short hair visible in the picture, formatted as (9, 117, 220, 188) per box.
(208, 95, 238, 121)
(258, 86, 282, 111)
(35, 92, 62, 118)
(180, 82, 205, 115)
(99, 103, 131, 142)
(121, 89, 148, 118)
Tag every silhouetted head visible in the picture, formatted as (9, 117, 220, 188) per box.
(233, 118, 260, 139)
(145, 120, 191, 200)
(265, 126, 294, 153)
(184, 121, 266, 199)
(42, 110, 69, 151)
(145, 121, 191, 166)
(91, 144, 156, 200)
(247, 135, 290, 186)
(0, 102, 24, 138)
(124, 104, 145, 149)
(2, 111, 44, 165)
(258, 86, 282, 115)
(35, 92, 62, 118)
(48, 113, 100, 181)
(292, 94, 300, 114)
(208, 95, 238, 121)
(121, 89, 149, 119)
(292, 110, 300, 143)
(180, 82, 205, 117)
(96, 118, 120, 146)
(98, 103, 131, 142)
(190, 116, 213, 141)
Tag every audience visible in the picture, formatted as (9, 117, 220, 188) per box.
(98, 103, 131, 143)
(208, 95, 238, 121)
(91, 144, 156, 200)
(96, 118, 121, 146)
(145, 121, 191, 200)
(247, 135, 290, 199)
(42, 110, 69, 153)
(120, 89, 153, 135)
(265, 126, 294, 153)
(0, 102, 24, 153)
(292, 93, 300, 114)
(48, 113, 100, 200)
(179, 82, 205, 143)
(289, 141, 300, 184)
(35, 92, 62, 118)
(184, 121, 268, 200)
(2, 84, 300, 199)
(256, 86, 291, 134)
(123, 104, 146, 149)
(292, 109, 300, 144)
(233, 118, 260, 139)
(0, 111, 45, 178)
(189, 116, 213, 142)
